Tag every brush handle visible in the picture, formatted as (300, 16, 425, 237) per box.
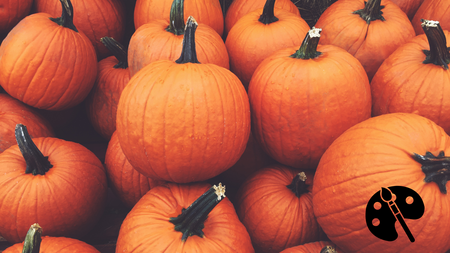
(388, 200, 415, 242)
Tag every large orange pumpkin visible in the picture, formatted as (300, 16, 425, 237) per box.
(117, 17, 250, 183)
(248, 28, 371, 169)
(116, 183, 254, 252)
(371, 20, 450, 133)
(0, 124, 107, 243)
(314, 0, 416, 80)
(312, 113, 450, 252)
(0, 0, 97, 110)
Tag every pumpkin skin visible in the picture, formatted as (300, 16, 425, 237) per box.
(33, 0, 126, 60)
(117, 18, 250, 183)
(0, 0, 34, 37)
(371, 22, 450, 133)
(236, 166, 320, 253)
(312, 113, 450, 253)
(390, 0, 425, 19)
(0, 3, 98, 111)
(314, 0, 416, 80)
(411, 0, 450, 35)
(224, 0, 299, 38)
(134, 0, 224, 36)
(0, 127, 108, 243)
(105, 131, 164, 209)
(248, 29, 371, 169)
(280, 241, 337, 253)
(3, 235, 100, 253)
(116, 183, 254, 253)
(0, 93, 54, 153)
(225, 4, 310, 88)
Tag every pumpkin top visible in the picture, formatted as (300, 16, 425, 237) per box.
(22, 223, 42, 253)
(353, 0, 385, 24)
(166, 0, 185, 36)
(49, 0, 78, 32)
(100, 37, 128, 69)
(290, 27, 323, 60)
(175, 16, 200, 64)
(258, 0, 279, 24)
(421, 19, 450, 69)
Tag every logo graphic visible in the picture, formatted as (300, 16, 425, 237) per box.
(365, 186, 424, 242)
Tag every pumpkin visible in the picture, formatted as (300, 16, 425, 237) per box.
(314, 0, 416, 80)
(105, 131, 164, 209)
(371, 20, 450, 133)
(280, 241, 338, 253)
(224, 0, 299, 38)
(33, 0, 126, 59)
(0, 93, 54, 153)
(116, 17, 250, 183)
(225, 0, 310, 88)
(312, 113, 450, 252)
(0, 0, 97, 111)
(116, 182, 254, 252)
(86, 37, 130, 140)
(236, 166, 320, 253)
(248, 27, 371, 169)
(390, 0, 425, 19)
(0, 0, 34, 37)
(134, 0, 224, 36)
(128, 0, 229, 77)
(411, 0, 450, 35)
(3, 223, 100, 253)
(0, 124, 108, 243)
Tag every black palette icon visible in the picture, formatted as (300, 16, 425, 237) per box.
(365, 186, 424, 242)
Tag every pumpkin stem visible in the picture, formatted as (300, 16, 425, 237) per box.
(169, 183, 226, 242)
(22, 223, 43, 253)
(100, 37, 128, 69)
(258, 0, 279, 25)
(320, 245, 337, 253)
(286, 172, 309, 197)
(175, 16, 200, 64)
(49, 0, 78, 32)
(165, 0, 185, 36)
(412, 151, 450, 194)
(15, 124, 53, 176)
(421, 20, 450, 70)
(290, 27, 322, 59)
(353, 0, 385, 24)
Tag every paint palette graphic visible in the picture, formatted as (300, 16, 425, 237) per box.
(365, 186, 425, 242)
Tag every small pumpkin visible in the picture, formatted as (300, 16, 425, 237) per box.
(3, 223, 100, 253)
(236, 166, 320, 253)
(312, 113, 450, 252)
(0, 124, 107, 243)
(0, 0, 97, 110)
(117, 17, 250, 183)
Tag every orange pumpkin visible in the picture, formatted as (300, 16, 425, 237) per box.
(314, 0, 416, 80)
(0, 93, 54, 153)
(105, 131, 164, 209)
(313, 113, 450, 252)
(117, 17, 250, 183)
(390, 0, 425, 19)
(248, 28, 371, 169)
(0, 0, 34, 37)
(86, 37, 130, 140)
(134, 0, 224, 36)
(0, 0, 97, 110)
(116, 182, 254, 252)
(0, 124, 107, 243)
(371, 20, 450, 133)
(411, 0, 450, 35)
(236, 166, 320, 253)
(128, 0, 229, 77)
(3, 223, 100, 253)
(225, 0, 310, 88)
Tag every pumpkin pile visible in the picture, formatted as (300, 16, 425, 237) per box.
(1, 0, 450, 252)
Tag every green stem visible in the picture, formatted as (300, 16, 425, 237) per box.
(100, 37, 128, 69)
(421, 19, 450, 70)
(165, 0, 185, 36)
(290, 27, 322, 60)
(169, 183, 226, 242)
(49, 0, 78, 32)
(258, 0, 279, 24)
(286, 172, 309, 197)
(412, 151, 450, 194)
(22, 223, 43, 253)
(175, 16, 200, 64)
(15, 124, 53, 176)
(353, 0, 385, 24)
